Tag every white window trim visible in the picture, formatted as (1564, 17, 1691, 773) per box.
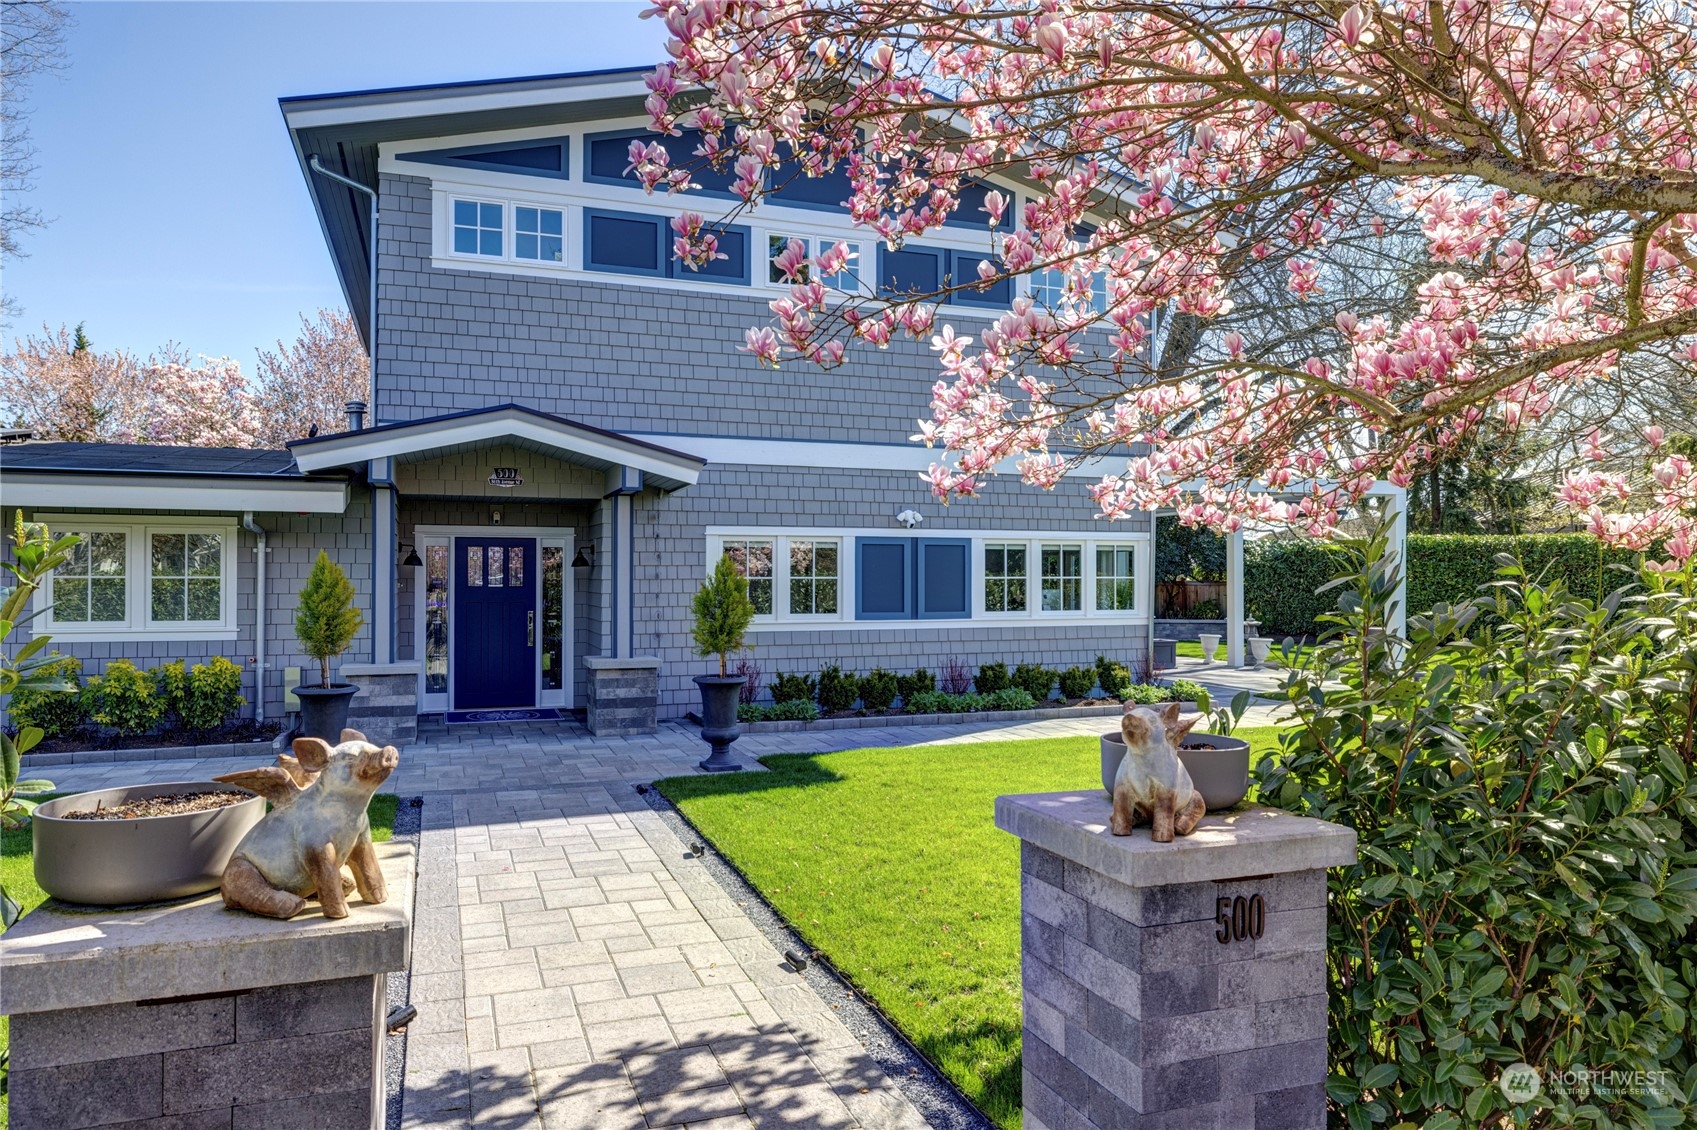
(707, 532, 846, 624)
(705, 526, 1149, 632)
(33, 514, 239, 642)
(757, 230, 865, 297)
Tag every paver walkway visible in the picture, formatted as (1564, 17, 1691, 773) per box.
(34, 704, 1291, 1129)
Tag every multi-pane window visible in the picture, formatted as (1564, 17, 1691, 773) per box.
(766, 234, 860, 292)
(1041, 544, 1083, 612)
(1096, 545, 1138, 611)
(721, 538, 775, 616)
(453, 199, 503, 256)
(788, 540, 839, 615)
(150, 532, 222, 623)
(984, 543, 1028, 612)
(1030, 265, 1107, 313)
(52, 531, 127, 624)
(515, 206, 564, 262)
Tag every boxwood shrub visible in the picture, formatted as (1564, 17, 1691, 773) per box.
(770, 672, 817, 704)
(896, 668, 935, 702)
(974, 662, 1010, 695)
(1058, 666, 1096, 700)
(1011, 663, 1057, 701)
(816, 665, 860, 712)
(858, 668, 898, 712)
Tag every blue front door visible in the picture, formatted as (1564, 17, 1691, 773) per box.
(453, 538, 536, 709)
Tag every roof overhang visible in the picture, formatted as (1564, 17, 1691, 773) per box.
(288, 405, 706, 491)
(0, 471, 351, 514)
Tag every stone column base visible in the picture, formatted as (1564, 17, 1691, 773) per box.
(342, 661, 422, 745)
(584, 656, 660, 736)
(995, 796, 1356, 1130)
(1, 843, 415, 1130)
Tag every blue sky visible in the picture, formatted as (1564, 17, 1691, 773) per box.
(4, 1, 666, 374)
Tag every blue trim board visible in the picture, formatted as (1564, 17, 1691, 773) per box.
(396, 136, 572, 180)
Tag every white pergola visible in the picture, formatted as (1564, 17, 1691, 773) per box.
(1150, 482, 1409, 668)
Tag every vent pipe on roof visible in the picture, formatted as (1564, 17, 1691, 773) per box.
(346, 401, 367, 432)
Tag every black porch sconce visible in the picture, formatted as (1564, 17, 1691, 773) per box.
(399, 543, 423, 568)
(572, 544, 595, 570)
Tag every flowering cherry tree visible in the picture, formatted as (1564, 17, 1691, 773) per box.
(250, 308, 370, 447)
(636, 0, 1697, 559)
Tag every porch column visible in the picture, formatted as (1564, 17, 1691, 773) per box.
(370, 459, 395, 665)
(1383, 486, 1409, 642)
(605, 467, 642, 660)
(1226, 528, 1245, 668)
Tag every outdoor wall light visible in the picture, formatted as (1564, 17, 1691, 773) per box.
(896, 509, 924, 529)
(399, 544, 423, 568)
(572, 544, 596, 569)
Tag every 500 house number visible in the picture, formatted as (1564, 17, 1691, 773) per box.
(1215, 894, 1266, 944)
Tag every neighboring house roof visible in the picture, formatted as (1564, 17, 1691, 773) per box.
(287, 403, 708, 492)
(280, 67, 654, 344)
(1, 442, 352, 514)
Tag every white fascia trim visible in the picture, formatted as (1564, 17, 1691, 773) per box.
(292, 417, 703, 484)
(706, 524, 1150, 541)
(284, 79, 653, 129)
(744, 615, 1148, 635)
(4, 474, 349, 514)
(631, 434, 1120, 481)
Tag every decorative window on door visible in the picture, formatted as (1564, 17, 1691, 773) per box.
(425, 546, 449, 694)
(466, 546, 484, 587)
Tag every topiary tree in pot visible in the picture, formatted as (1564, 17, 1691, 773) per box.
(293, 550, 365, 741)
(691, 553, 756, 772)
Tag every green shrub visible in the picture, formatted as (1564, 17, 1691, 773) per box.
(1011, 663, 1057, 701)
(974, 662, 1010, 694)
(985, 687, 1037, 711)
(1188, 598, 1223, 619)
(183, 656, 246, 733)
(152, 659, 189, 728)
(296, 550, 364, 687)
(1058, 666, 1096, 699)
(737, 699, 822, 723)
(770, 672, 817, 704)
(1165, 678, 1208, 703)
(1118, 683, 1170, 705)
(1094, 655, 1131, 699)
(1256, 525, 1697, 1128)
(817, 665, 860, 712)
(907, 690, 976, 714)
(87, 659, 163, 736)
(7, 654, 86, 739)
(1244, 537, 1344, 638)
(896, 668, 935, 702)
(859, 668, 898, 711)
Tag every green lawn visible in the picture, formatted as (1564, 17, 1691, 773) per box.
(0, 793, 400, 1127)
(1173, 638, 1310, 667)
(657, 729, 1288, 1128)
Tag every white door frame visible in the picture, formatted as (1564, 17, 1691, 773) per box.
(412, 525, 575, 713)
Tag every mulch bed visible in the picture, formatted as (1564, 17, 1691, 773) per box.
(59, 791, 251, 820)
(24, 719, 282, 755)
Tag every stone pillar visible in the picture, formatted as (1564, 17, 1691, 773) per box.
(342, 660, 421, 744)
(584, 655, 660, 736)
(0, 842, 414, 1130)
(995, 794, 1356, 1130)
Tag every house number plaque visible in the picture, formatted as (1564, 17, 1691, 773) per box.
(1215, 893, 1266, 944)
(488, 467, 523, 488)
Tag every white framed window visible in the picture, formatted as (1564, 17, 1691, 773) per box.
(763, 232, 861, 293)
(983, 543, 1028, 613)
(1096, 544, 1138, 612)
(35, 516, 238, 640)
(1040, 543, 1083, 612)
(452, 198, 504, 257)
(710, 533, 843, 621)
(515, 205, 565, 262)
(1030, 264, 1107, 314)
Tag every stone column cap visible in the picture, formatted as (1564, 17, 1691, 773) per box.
(995, 793, 1356, 887)
(583, 655, 662, 671)
(341, 661, 423, 677)
(0, 841, 414, 1016)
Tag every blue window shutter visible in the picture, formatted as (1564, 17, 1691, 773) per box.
(583, 209, 666, 277)
(949, 252, 1014, 308)
(943, 177, 994, 228)
(856, 538, 911, 620)
(584, 128, 740, 197)
(916, 539, 971, 619)
(670, 223, 751, 285)
(878, 245, 944, 296)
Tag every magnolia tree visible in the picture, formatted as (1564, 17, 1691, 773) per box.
(250, 308, 371, 447)
(635, 0, 1697, 561)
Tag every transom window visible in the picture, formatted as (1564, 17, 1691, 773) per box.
(52, 530, 127, 624)
(788, 540, 839, 615)
(1041, 544, 1082, 612)
(515, 206, 564, 262)
(453, 199, 503, 257)
(1096, 545, 1138, 611)
(984, 543, 1028, 613)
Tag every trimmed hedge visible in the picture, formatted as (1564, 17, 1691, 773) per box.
(1246, 533, 1642, 640)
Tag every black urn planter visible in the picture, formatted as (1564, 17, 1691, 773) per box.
(295, 683, 359, 741)
(693, 674, 745, 772)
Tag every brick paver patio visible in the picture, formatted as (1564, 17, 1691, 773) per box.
(35, 701, 1288, 1129)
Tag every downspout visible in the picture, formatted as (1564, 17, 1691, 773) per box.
(307, 155, 378, 391)
(241, 512, 268, 724)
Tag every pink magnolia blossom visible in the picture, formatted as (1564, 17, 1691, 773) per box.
(640, 0, 1697, 544)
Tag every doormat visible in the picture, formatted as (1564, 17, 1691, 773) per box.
(443, 708, 566, 725)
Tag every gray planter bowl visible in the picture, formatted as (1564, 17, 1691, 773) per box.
(32, 782, 264, 906)
(1100, 731, 1252, 811)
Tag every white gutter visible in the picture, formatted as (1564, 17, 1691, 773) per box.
(241, 513, 268, 725)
